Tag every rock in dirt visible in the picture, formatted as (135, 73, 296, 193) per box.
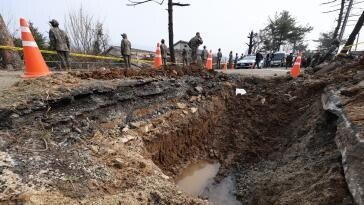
(176, 103, 187, 109)
(112, 158, 124, 169)
(120, 135, 136, 144)
(195, 86, 203, 93)
(130, 121, 144, 129)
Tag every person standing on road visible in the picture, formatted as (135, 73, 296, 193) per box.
(265, 53, 272, 67)
(188, 32, 203, 64)
(228, 51, 233, 69)
(182, 45, 189, 67)
(201, 46, 208, 68)
(254, 51, 263, 69)
(49, 19, 70, 70)
(120, 33, 131, 68)
(285, 53, 293, 69)
(160, 39, 168, 66)
(234, 53, 239, 69)
(217, 48, 222, 69)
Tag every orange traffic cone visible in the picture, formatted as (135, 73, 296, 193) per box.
(291, 52, 302, 78)
(154, 43, 162, 69)
(223, 62, 227, 70)
(20, 18, 50, 78)
(206, 50, 213, 70)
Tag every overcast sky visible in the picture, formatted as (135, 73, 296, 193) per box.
(2, 0, 364, 54)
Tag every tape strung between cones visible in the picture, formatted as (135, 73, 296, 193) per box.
(0, 45, 154, 63)
(1, 41, 363, 64)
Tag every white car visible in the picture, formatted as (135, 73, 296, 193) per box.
(236, 55, 264, 69)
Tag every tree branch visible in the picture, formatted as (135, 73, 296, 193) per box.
(171, 2, 190, 6)
(127, 0, 165, 6)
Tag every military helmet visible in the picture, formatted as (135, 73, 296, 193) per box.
(49, 19, 59, 27)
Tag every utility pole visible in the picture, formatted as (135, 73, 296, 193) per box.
(340, 10, 364, 54)
(339, 0, 354, 41)
(247, 31, 255, 55)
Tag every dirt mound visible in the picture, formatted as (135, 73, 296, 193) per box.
(0, 73, 82, 109)
(69, 65, 220, 80)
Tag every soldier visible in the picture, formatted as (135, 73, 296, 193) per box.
(228, 51, 233, 69)
(201, 46, 208, 68)
(234, 53, 239, 68)
(160, 39, 168, 66)
(49, 19, 70, 70)
(254, 51, 264, 69)
(182, 45, 189, 67)
(188, 32, 203, 64)
(217, 48, 222, 69)
(120, 33, 131, 68)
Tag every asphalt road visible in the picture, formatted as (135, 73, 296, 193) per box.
(218, 67, 290, 78)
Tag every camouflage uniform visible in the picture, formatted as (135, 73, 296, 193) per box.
(228, 52, 233, 69)
(49, 19, 70, 69)
(121, 33, 131, 68)
(188, 33, 203, 63)
(234, 53, 239, 68)
(217, 49, 222, 69)
(160, 41, 168, 66)
(182, 46, 189, 66)
(201, 47, 208, 67)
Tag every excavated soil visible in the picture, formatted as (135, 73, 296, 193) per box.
(0, 61, 363, 205)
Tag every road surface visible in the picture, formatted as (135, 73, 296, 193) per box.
(218, 68, 290, 78)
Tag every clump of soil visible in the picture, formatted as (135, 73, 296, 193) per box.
(0, 73, 82, 109)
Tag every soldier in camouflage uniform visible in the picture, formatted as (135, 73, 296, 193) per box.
(228, 51, 233, 69)
(121, 33, 131, 68)
(182, 45, 189, 67)
(234, 53, 239, 69)
(201, 46, 208, 68)
(160, 39, 168, 66)
(49, 19, 70, 69)
(188, 32, 203, 64)
(217, 48, 222, 69)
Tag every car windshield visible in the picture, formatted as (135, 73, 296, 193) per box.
(272, 53, 285, 60)
(243, 56, 256, 60)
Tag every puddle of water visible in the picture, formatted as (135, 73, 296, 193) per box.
(176, 161, 242, 205)
(176, 161, 220, 196)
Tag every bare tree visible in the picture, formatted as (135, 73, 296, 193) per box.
(340, 10, 364, 54)
(127, 0, 190, 63)
(92, 22, 110, 54)
(64, 6, 109, 54)
(0, 14, 22, 69)
(246, 31, 256, 55)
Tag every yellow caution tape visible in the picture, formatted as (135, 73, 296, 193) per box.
(0, 45, 154, 63)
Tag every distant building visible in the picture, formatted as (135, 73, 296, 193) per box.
(173, 40, 190, 51)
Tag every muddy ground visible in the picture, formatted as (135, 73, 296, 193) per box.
(0, 61, 363, 205)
